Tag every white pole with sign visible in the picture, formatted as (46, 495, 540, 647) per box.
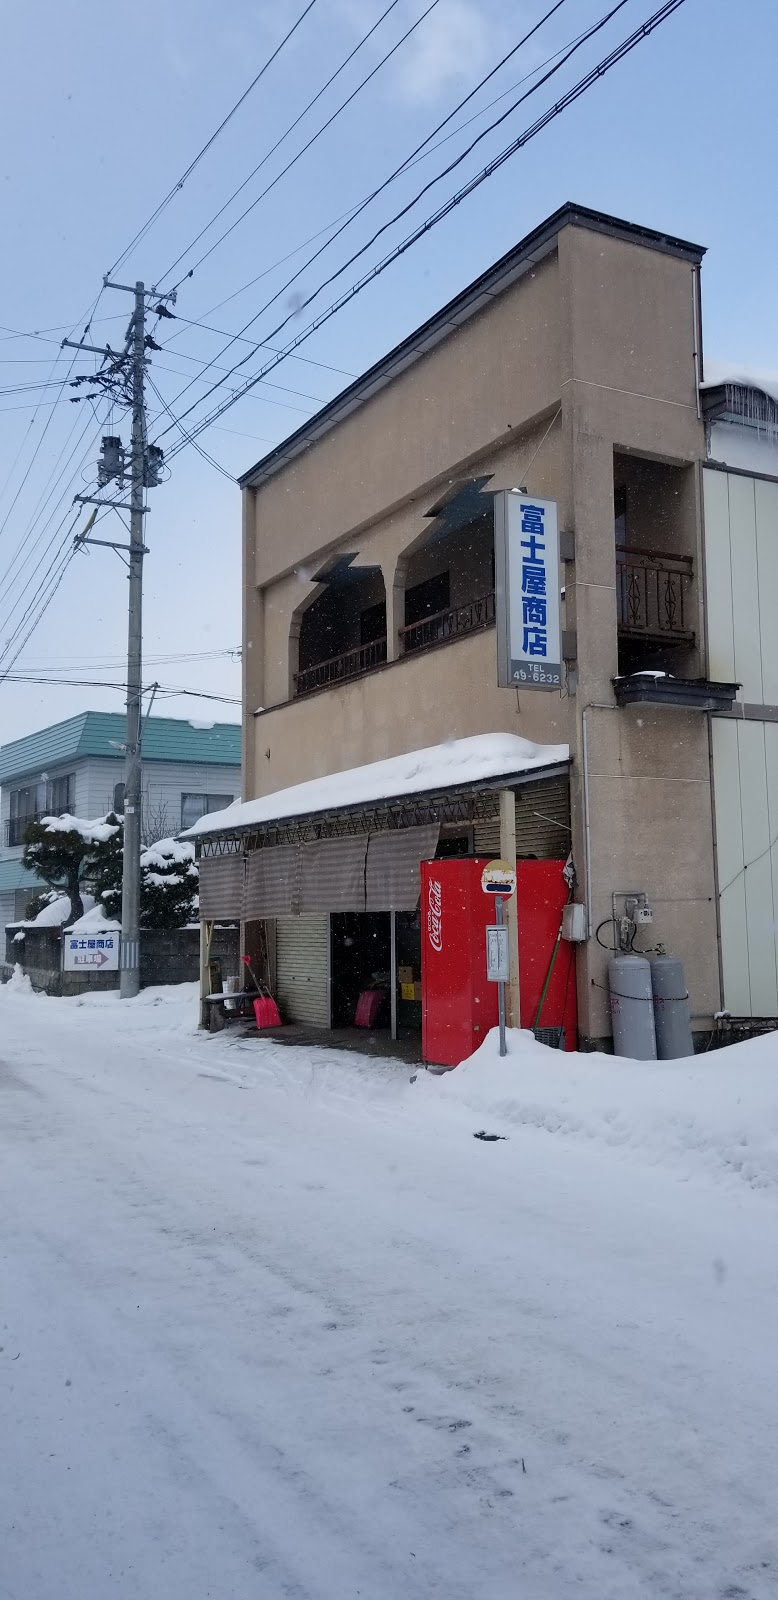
(494, 491, 561, 689)
(482, 859, 517, 1057)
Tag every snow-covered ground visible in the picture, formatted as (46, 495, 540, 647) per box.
(1, 979, 777, 1599)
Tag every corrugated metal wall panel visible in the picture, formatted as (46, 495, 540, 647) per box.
(707, 467, 778, 1016)
(703, 470, 736, 684)
(756, 479, 778, 704)
(472, 814, 500, 855)
(738, 722, 778, 1015)
(712, 718, 778, 1016)
(513, 776, 570, 858)
(470, 777, 570, 859)
(712, 718, 750, 1013)
(275, 914, 329, 1026)
(729, 474, 762, 702)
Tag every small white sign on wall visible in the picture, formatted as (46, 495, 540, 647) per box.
(63, 931, 120, 971)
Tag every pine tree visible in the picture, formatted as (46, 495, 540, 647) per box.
(139, 840, 198, 929)
(22, 815, 121, 925)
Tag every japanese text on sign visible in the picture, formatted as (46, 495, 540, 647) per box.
(62, 931, 119, 971)
(495, 492, 562, 690)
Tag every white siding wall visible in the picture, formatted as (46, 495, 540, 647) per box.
(705, 468, 778, 1015)
(1, 756, 239, 863)
(81, 758, 238, 834)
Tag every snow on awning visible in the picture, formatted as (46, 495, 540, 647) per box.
(183, 734, 570, 842)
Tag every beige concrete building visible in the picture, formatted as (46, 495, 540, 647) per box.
(196, 203, 748, 1051)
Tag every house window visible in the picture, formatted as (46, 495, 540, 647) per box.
(48, 773, 75, 814)
(6, 773, 75, 845)
(181, 793, 234, 830)
(9, 783, 44, 822)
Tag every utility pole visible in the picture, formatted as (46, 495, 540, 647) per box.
(65, 276, 171, 998)
(120, 282, 147, 997)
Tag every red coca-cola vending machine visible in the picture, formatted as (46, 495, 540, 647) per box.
(420, 857, 577, 1068)
(421, 859, 498, 1068)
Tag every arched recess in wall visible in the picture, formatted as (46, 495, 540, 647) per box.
(289, 553, 387, 697)
(392, 477, 495, 659)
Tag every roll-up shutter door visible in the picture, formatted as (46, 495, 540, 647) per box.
(513, 775, 570, 858)
(298, 836, 368, 912)
(199, 853, 244, 919)
(471, 777, 570, 860)
(365, 823, 440, 911)
(275, 914, 330, 1026)
(244, 845, 301, 917)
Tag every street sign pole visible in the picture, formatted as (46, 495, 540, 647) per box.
(495, 895, 507, 1057)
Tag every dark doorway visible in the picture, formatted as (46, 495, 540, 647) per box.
(330, 913, 391, 1027)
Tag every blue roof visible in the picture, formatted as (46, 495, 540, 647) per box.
(0, 712, 241, 784)
(0, 859, 42, 892)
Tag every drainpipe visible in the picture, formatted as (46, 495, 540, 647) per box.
(582, 707, 593, 939)
(581, 703, 618, 939)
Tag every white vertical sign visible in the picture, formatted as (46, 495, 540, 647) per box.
(495, 492, 562, 688)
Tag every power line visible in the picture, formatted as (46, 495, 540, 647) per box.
(0, 291, 105, 540)
(159, 0, 442, 292)
(155, 0, 577, 419)
(157, 0, 642, 446)
(146, 376, 237, 483)
(1, 672, 242, 705)
(0, 406, 106, 615)
(156, 0, 406, 285)
(106, 0, 323, 277)
(17, 646, 240, 668)
(160, 0, 687, 464)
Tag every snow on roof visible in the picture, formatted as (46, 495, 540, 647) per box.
(701, 360, 778, 406)
(183, 733, 569, 839)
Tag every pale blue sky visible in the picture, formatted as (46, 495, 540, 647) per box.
(0, 0, 775, 744)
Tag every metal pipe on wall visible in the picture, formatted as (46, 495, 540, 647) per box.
(389, 909, 398, 1041)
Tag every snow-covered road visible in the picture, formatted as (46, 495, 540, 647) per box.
(1, 981, 777, 1599)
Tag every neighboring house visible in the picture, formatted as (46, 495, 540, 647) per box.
(701, 368, 778, 1017)
(187, 201, 778, 1050)
(0, 712, 240, 926)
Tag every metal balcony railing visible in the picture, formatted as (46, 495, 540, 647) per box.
(399, 590, 496, 656)
(4, 812, 47, 847)
(616, 546, 694, 644)
(294, 636, 387, 697)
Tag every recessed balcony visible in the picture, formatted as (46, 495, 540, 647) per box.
(399, 590, 495, 656)
(616, 544, 694, 647)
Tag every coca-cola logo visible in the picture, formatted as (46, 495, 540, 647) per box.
(427, 878, 443, 952)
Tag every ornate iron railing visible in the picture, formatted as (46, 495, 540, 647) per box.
(616, 545, 694, 643)
(399, 590, 496, 655)
(293, 636, 387, 697)
(4, 812, 47, 847)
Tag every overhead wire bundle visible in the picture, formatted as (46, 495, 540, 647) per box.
(152, 0, 688, 464)
(0, 0, 689, 684)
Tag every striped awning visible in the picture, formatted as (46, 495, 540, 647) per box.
(298, 836, 367, 913)
(365, 824, 440, 911)
(201, 824, 441, 919)
(244, 845, 300, 918)
(198, 853, 244, 920)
